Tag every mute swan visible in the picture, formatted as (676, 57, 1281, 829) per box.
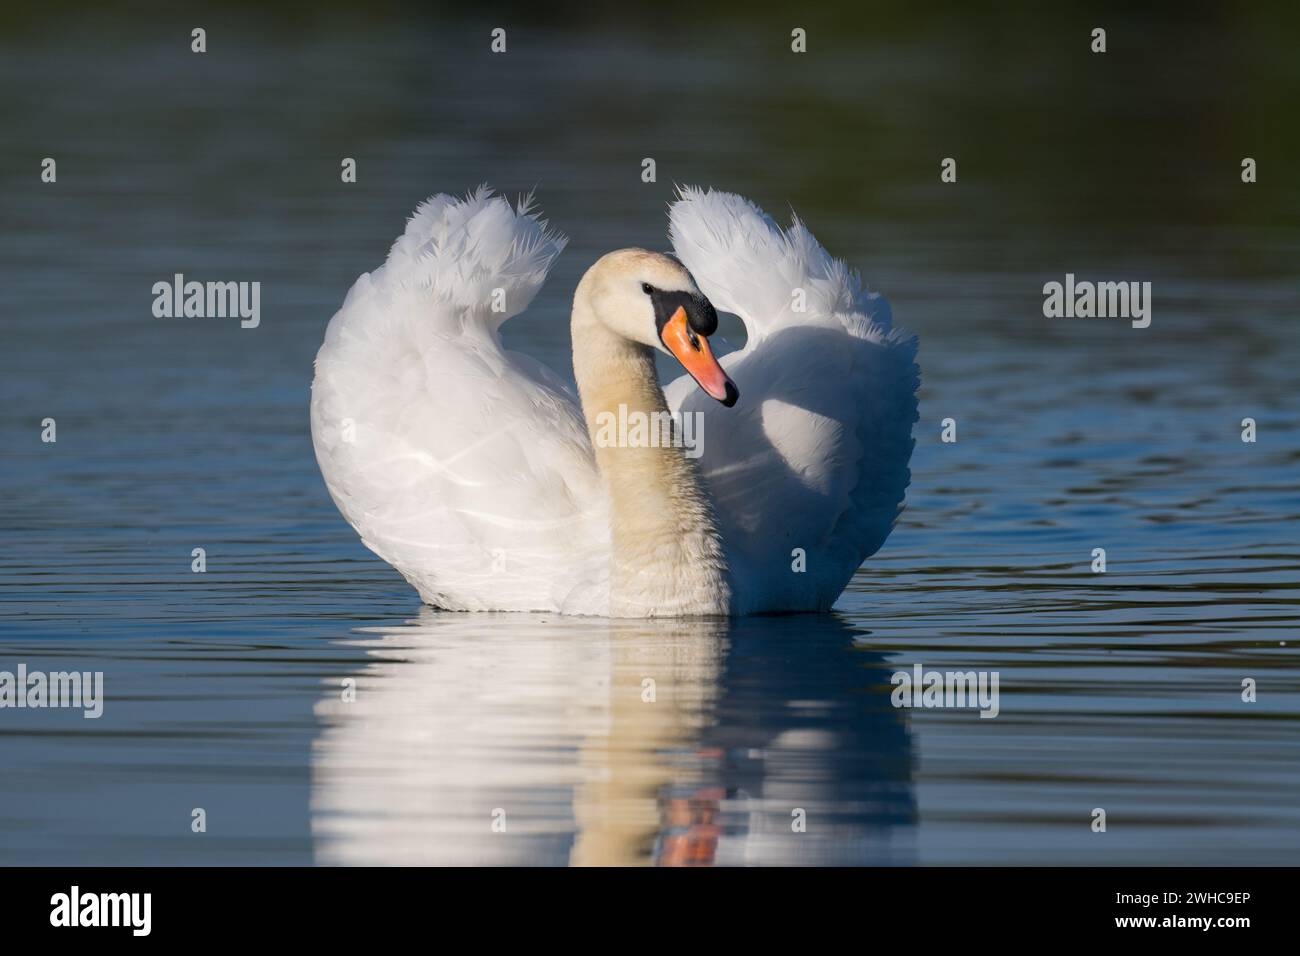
(310, 186, 918, 617)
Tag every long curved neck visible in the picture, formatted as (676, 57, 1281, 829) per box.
(571, 293, 730, 617)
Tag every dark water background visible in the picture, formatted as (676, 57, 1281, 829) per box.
(1, 6, 1297, 864)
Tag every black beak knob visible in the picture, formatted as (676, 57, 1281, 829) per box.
(687, 297, 719, 336)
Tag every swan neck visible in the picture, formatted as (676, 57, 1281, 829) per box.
(571, 293, 730, 616)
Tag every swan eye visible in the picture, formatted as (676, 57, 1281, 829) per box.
(641, 283, 654, 295)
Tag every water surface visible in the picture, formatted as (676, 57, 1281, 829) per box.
(1, 9, 1297, 865)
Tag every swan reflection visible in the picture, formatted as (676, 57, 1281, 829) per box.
(311, 610, 914, 865)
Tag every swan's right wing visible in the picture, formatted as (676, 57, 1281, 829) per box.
(667, 188, 919, 613)
(311, 189, 610, 614)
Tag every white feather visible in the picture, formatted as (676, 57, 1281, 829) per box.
(311, 186, 918, 616)
(666, 187, 919, 612)
(312, 188, 611, 614)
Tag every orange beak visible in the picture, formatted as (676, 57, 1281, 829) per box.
(661, 306, 738, 407)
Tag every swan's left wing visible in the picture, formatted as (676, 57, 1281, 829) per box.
(665, 187, 919, 613)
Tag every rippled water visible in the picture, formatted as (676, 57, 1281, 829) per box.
(1, 10, 1297, 865)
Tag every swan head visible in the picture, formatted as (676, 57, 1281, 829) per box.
(579, 249, 738, 407)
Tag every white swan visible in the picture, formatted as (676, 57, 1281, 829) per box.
(310, 186, 918, 617)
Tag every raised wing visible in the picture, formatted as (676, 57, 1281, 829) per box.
(666, 187, 919, 612)
(311, 188, 610, 614)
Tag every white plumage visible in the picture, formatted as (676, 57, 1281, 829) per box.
(310, 186, 918, 616)
(665, 187, 919, 611)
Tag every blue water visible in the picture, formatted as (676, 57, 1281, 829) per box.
(1, 10, 1297, 865)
